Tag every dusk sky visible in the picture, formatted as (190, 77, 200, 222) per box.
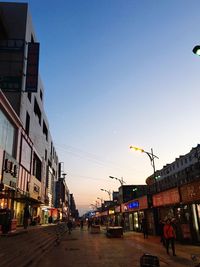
(8, 0, 200, 214)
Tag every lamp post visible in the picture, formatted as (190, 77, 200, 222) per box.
(130, 146, 159, 191)
(109, 176, 126, 186)
(100, 188, 111, 200)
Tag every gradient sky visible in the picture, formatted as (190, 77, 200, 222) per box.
(7, 0, 200, 215)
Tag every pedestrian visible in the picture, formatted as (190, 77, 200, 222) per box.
(87, 218, 92, 229)
(158, 219, 165, 246)
(67, 219, 73, 234)
(141, 217, 148, 239)
(121, 217, 125, 232)
(163, 218, 176, 256)
(80, 219, 84, 230)
(23, 205, 30, 229)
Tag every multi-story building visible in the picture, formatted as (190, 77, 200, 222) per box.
(146, 145, 200, 243)
(0, 2, 61, 226)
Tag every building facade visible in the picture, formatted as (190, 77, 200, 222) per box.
(0, 2, 72, 228)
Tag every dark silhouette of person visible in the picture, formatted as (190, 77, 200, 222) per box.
(67, 220, 73, 234)
(163, 219, 176, 256)
(80, 220, 84, 230)
(158, 219, 165, 246)
(141, 218, 148, 239)
(23, 205, 30, 229)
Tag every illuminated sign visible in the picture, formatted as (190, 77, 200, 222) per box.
(153, 188, 180, 207)
(128, 201, 139, 209)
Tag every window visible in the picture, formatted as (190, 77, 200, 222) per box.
(33, 152, 42, 181)
(45, 149, 47, 161)
(0, 109, 16, 157)
(27, 92, 31, 102)
(40, 89, 43, 102)
(34, 98, 41, 125)
(25, 112, 30, 135)
(43, 120, 48, 141)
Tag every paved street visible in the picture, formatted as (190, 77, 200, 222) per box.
(34, 226, 199, 267)
(1, 224, 199, 267)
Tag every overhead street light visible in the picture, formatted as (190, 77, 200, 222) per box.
(109, 176, 126, 186)
(100, 188, 111, 200)
(193, 45, 200, 56)
(130, 146, 158, 175)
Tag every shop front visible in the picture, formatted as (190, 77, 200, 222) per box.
(153, 187, 181, 239)
(179, 180, 200, 243)
(122, 196, 149, 232)
(114, 205, 121, 226)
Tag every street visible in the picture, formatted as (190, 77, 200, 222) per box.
(35, 225, 199, 267)
(0, 224, 199, 267)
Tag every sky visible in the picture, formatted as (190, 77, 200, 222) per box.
(7, 0, 200, 215)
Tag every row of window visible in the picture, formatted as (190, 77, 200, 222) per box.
(26, 94, 58, 165)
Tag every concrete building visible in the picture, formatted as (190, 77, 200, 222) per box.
(0, 2, 60, 226)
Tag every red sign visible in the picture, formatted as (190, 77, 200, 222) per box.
(153, 188, 180, 207)
(180, 180, 200, 203)
(139, 195, 148, 210)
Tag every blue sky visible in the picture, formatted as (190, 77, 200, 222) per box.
(9, 0, 200, 214)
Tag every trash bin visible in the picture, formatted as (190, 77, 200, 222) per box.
(106, 226, 123, 238)
(140, 253, 160, 267)
(0, 208, 11, 234)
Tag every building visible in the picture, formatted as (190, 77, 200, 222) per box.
(147, 145, 200, 243)
(0, 2, 61, 226)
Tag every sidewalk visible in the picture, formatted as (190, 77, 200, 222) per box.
(0, 223, 57, 237)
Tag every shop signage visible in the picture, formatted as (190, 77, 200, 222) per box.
(122, 200, 139, 212)
(3, 153, 19, 189)
(139, 195, 148, 210)
(180, 180, 200, 203)
(153, 188, 180, 207)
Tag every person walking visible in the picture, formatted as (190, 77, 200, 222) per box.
(67, 219, 73, 235)
(163, 218, 176, 256)
(141, 217, 148, 239)
(158, 219, 165, 246)
(80, 219, 84, 230)
(23, 205, 30, 230)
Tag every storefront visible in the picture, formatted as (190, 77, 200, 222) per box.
(114, 205, 121, 226)
(153, 187, 182, 239)
(121, 196, 149, 232)
(179, 180, 200, 243)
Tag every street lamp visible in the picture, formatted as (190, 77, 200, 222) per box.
(130, 146, 158, 175)
(193, 45, 200, 56)
(109, 176, 126, 186)
(100, 188, 111, 200)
